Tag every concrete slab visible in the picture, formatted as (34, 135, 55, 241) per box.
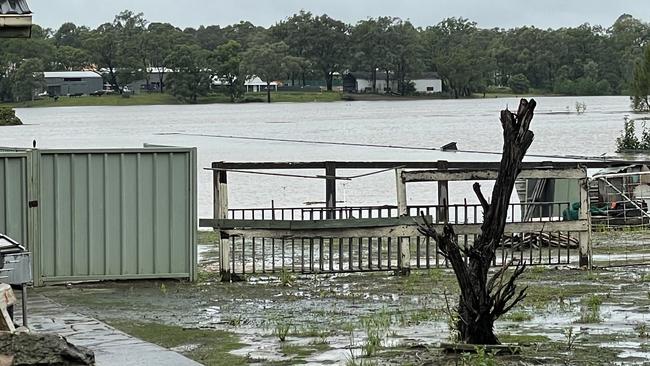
(17, 293, 202, 366)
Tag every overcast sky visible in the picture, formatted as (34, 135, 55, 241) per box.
(30, 0, 650, 30)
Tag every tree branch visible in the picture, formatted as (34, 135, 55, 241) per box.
(473, 182, 489, 213)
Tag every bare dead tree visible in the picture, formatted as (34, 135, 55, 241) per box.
(418, 98, 536, 345)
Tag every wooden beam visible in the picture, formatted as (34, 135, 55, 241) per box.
(395, 168, 407, 216)
(212, 162, 231, 281)
(437, 161, 449, 223)
(200, 218, 589, 238)
(579, 178, 592, 269)
(215, 161, 633, 171)
(200, 216, 433, 230)
(325, 162, 336, 219)
(403, 167, 587, 182)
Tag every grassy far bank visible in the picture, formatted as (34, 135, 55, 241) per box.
(3, 91, 344, 108)
(1, 89, 608, 109)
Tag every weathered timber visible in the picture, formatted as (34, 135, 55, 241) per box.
(215, 160, 623, 170)
(200, 218, 588, 238)
(418, 99, 537, 345)
(402, 167, 587, 182)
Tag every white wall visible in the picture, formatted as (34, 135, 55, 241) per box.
(413, 79, 443, 93)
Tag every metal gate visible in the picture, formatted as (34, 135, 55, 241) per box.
(1, 147, 197, 286)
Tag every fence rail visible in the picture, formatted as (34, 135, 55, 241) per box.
(221, 231, 580, 276)
(227, 202, 571, 224)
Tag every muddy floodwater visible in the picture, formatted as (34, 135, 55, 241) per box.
(35, 231, 650, 365)
(1, 96, 636, 218)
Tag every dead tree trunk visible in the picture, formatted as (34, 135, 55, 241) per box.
(419, 98, 536, 345)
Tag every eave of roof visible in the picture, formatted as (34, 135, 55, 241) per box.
(0, 0, 31, 15)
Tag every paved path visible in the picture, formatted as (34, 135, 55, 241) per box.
(19, 293, 202, 366)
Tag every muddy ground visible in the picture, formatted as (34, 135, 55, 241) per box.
(34, 231, 650, 366)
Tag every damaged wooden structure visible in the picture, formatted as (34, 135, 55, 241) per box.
(200, 160, 594, 281)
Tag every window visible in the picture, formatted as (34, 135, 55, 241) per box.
(427, 87, 434, 92)
(63, 78, 82, 82)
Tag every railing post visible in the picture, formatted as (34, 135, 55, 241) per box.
(325, 161, 336, 219)
(396, 168, 407, 217)
(579, 174, 592, 269)
(437, 160, 449, 223)
(213, 162, 231, 281)
(395, 168, 410, 275)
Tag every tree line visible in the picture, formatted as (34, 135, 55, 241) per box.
(1, 10, 649, 103)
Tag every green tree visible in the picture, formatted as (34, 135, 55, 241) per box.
(508, 74, 530, 94)
(214, 40, 245, 102)
(426, 18, 496, 97)
(240, 42, 291, 103)
(276, 12, 348, 91)
(632, 46, 650, 112)
(145, 23, 190, 93)
(11, 59, 45, 102)
(165, 45, 212, 103)
(53, 46, 92, 71)
(349, 17, 395, 92)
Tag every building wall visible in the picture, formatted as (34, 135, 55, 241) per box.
(45, 77, 103, 96)
(412, 79, 443, 93)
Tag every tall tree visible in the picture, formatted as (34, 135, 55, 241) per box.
(240, 42, 291, 103)
(166, 45, 212, 103)
(632, 46, 650, 112)
(11, 59, 45, 102)
(145, 22, 189, 92)
(277, 12, 348, 91)
(214, 40, 245, 102)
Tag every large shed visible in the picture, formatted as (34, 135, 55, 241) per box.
(43, 71, 103, 96)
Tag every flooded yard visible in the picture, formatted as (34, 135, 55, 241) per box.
(33, 231, 650, 365)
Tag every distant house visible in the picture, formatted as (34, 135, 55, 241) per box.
(343, 71, 442, 94)
(245, 76, 278, 93)
(43, 71, 103, 96)
(0, 0, 32, 38)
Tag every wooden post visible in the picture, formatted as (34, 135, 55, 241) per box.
(396, 168, 407, 217)
(437, 160, 449, 223)
(325, 161, 336, 219)
(579, 176, 592, 269)
(395, 168, 410, 275)
(213, 162, 231, 281)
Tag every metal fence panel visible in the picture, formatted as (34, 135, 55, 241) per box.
(0, 153, 27, 245)
(37, 149, 196, 284)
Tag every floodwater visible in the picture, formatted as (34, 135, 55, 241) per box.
(1, 96, 634, 218)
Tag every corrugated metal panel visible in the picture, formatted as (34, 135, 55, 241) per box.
(37, 149, 196, 284)
(0, 153, 27, 245)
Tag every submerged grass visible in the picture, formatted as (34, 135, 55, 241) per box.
(107, 321, 248, 366)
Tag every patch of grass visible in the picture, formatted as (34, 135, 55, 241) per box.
(273, 319, 291, 342)
(498, 334, 550, 344)
(503, 311, 533, 322)
(635, 322, 650, 338)
(360, 308, 391, 357)
(574, 295, 603, 324)
(459, 347, 497, 366)
(280, 342, 331, 359)
(107, 321, 248, 366)
(198, 230, 219, 245)
(248, 91, 342, 103)
(278, 268, 295, 287)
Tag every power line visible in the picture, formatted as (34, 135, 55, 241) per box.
(158, 132, 618, 163)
